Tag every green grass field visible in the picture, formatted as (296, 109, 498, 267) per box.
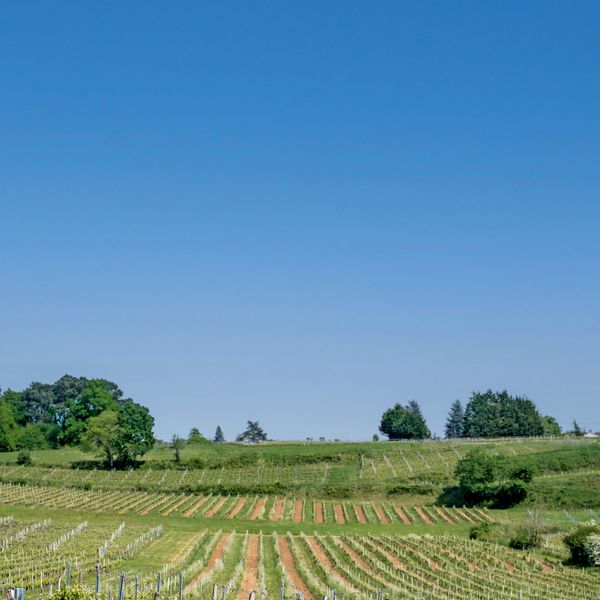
(1, 439, 599, 599)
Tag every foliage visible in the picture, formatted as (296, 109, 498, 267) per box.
(379, 401, 430, 440)
(213, 425, 225, 442)
(372, 434, 379, 442)
(81, 400, 154, 468)
(172, 434, 185, 463)
(236, 420, 267, 443)
(463, 390, 545, 438)
(572, 419, 584, 437)
(542, 415, 561, 436)
(468, 522, 491, 540)
(188, 427, 209, 444)
(583, 533, 600, 567)
(16, 449, 32, 466)
(564, 520, 600, 565)
(508, 509, 544, 549)
(445, 400, 465, 438)
(0, 401, 18, 451)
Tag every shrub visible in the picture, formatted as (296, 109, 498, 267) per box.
(16, 450, 32, 466)
(469, 522, 490, 540)
(564, 520, 600, 565)
(583, 533, 600, 567)
(509, 525, 542, 549)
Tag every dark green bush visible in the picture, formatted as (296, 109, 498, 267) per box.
(16, 450, 32, 466)
(469, 522, 490, 540)
(564, 522, 600, 565)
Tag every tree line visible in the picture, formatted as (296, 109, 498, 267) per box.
(0, 374, 154, 467)
(379, 390, 565, 440)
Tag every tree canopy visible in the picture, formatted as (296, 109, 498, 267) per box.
(236, 421, 267, 443)
(379, 401, 430, 440)
(445, 400, 465, 438)
(462, 390, 545, 438)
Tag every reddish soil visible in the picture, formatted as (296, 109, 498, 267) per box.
(306, 537, 355, 591)
(183, 496, 209, 517)
(293, 500, 303, 523)
(278, 537, 313, 600)
(162, 495, 191, 516)
(184, 533, 230, 593)
(374, 505, 391, 524)
(334, 504, 346, 524)
(237, 534, 259, 599)
(394, 506, 411, 524)
(354, 505, 367, 523)
(271, 499, 285, 521)
(454, 508, 476, 524)
(140, 495, 171, 515)
(314, 502, 324, 523)
(250, 498, 265, 520)
(205, 497, 226, 518)
(338, 540, 370, 571)
(414, 507, 434, 525)
(433, 507, 455, 524)
(227, 497, 247, 519)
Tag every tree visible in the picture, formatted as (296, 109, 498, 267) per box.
(542, 415, 561, 436)
(59, 380, 120, 446)
(213, 426, 225, 443)
(0, 401, 18, 451)
(463, 390, 545, 438)
(572, 420, 584, 437)
(379, 403, 430, 440)
(445, 400, 465, 438)
(188, 428, 208, 444)
(236, 421, 267, 443)
(172, 435, 185, 463)
(81, 411, 121, 468)
(115, 399, 155, 465)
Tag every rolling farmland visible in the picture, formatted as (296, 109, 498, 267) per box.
(1, 439, 599, 599)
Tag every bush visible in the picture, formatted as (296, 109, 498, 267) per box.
(509, 525, 542, 549)
(583, 533, 600, 567)
(564, 521, 600, 565)
(469, 522, 490, 540)
(16, 450, 32, 466)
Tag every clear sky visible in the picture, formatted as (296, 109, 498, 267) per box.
(1, 2, 599, 441)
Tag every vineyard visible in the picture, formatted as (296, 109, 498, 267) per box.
(1, 439, 598, 599)
(0, 482, 492, 526)
(1, 515, 599, 599)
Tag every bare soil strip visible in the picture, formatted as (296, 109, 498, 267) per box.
(306, 536, 356, 591)
(162, 494, 192, 516)
(454, 508, 476, 524)
(227, 497, 247, 519)
(354, 505, 367, 523)
(394, 506, 411, 524)
(433, 506, 455, 524)
(183, 496, 209, 517)
(278, 537, 313, 600)
(250, 498, 265, 520)
(237, 534, 259, 600)
(205, 497, 227, 518)
(271, 499, 284, 521)
(140, 495, 171, 515)
(293, 500, 303, 523)
(314, 502, 324, 524)
(414, 506, 434, 525)
(374, 505, 391, 524)
(334, 504, 345, 524)
(184, 533, 230, 594)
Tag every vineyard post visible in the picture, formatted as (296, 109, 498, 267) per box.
(213, 584, 218, 600)
(221, 586, 226, 600)
(66, 562, 71, 587)
(280, 579, 284, 600)
(134, 576, 139, 600)
(118, 573, 125, 600)
(157, 573, 162, 598)
(178, 572, 183, 600)
(95, 565, 101, 597)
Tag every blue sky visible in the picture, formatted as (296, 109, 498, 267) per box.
(1, 2, 599, 440)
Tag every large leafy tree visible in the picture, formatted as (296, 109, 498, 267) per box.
(445, 400, 465, 438)
(81, 399, 154, 467)
(236, 421, 267, 443)
(463, 390, 545, 438)
(542, 415, 561, 436)
(59, 380, 120, 446)
(379, 402, 430, 440)
(0, 401, 18, 451)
